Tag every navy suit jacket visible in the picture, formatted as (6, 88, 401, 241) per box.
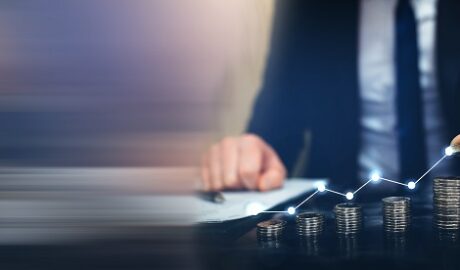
(247, 0, 460, 188)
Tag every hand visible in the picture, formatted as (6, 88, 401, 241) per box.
(451, 134, 460, 147)
(201, 134, 286, 192)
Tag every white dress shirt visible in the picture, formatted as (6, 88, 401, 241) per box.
(358, 0, 450, 181)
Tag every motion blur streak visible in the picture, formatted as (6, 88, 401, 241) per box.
(0, 167, 197, 243)
(0, 1, 272, 268)
(0, 0, 224, 167)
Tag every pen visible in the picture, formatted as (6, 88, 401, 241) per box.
(197, 191, 226, 204)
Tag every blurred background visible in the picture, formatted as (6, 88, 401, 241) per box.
(0, 0, 276, 246)
(0, 0, 274, 167)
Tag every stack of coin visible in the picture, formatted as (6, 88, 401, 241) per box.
(256, 219, 287, 240)
(433, 177, 460, 230)
(382, 196, 411, 232)
(334, 203, 362, 234)
(296, 212, 324, 236)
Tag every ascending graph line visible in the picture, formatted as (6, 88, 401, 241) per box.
(415, 154, 447, 184)
(353, 179, 373, 195)
(258, 146, 457, 215)
(294, 190, 319, 209)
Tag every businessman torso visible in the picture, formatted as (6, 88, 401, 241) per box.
(248, 0, 460, 188)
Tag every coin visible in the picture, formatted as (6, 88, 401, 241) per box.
(334, 203, 362, 235)
(433, 177, 460, 231)
(256, 219, 287, 240)
(382, 196, 411, 233)
(296, 212, 324, 236)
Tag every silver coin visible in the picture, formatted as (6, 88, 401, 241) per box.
(382, 196, 411, 232)
(257, 219, 286, 240)
(257, 219, 286, 229)
(296, 212, 325, 236)
(433, 177, 460, 231)
(334, 202, 362, 234)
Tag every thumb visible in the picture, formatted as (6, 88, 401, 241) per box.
(257, 145, 286, 191)
(451, 134, 460, 147)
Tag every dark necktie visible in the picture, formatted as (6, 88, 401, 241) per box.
(395, 0, 427, 180)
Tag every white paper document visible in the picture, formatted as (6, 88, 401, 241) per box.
(194, 179, 325, 223)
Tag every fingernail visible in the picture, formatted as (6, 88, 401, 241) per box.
(260, 178, 271, 191)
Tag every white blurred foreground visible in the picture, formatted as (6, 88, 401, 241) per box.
(0, 167, 197, 244)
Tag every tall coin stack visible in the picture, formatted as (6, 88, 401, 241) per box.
(334, 203, 362, 234)
(382, 197, 411, 233)
(296, 212, 324, 236)
(433, 177, 460, 230)
(256, 219, 287, 241)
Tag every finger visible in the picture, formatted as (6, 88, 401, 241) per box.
(201, 153, 211, 191)
(238, 135, 263, 190)
(220, 138, 240, 189)
(258, 145, 286, 191)
(451, 134, 460, 147)
(258, 168, 284, 191)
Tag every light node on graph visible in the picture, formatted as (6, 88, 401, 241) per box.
(346, 192, 354, 200)
(287, 207, 296, 215)
(246, 202, 265, 216)
(445, 146, 459, 157)
(407, 181, 416, 190)
(317, 183, 326, 192)
(370, 171, 381, 182)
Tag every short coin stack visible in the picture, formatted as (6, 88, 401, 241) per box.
(382, 196, 411, 233)
(296, 212, 324, 236)
(256, 219, 287, 240)
(334, 203, 362, 234)
(433, 177, 460, 230)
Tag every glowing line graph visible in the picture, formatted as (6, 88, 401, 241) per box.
(258, 146, 459, 215)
